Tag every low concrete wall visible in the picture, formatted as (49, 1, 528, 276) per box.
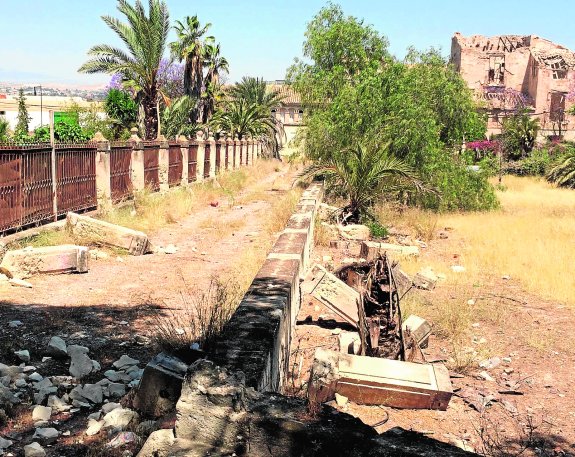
(210, 182, 323, 392)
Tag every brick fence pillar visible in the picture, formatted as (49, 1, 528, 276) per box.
(179, 134, 189, 185)
(93, 132, 111, 209)
(129, 128, 145, 192)
(157, 135, 170, 191)
(196, 131, 205, 181)
(208, 132, 216, 178)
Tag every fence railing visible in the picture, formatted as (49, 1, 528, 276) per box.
(0, 133, 262, 234)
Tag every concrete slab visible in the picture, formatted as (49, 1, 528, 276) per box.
(0, 245, 89, 278)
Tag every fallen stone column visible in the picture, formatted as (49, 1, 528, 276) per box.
(0, 245, 89, 279)
(360, 240, 419, 261)
(309, 348, 453, 410)
(66, 212, 152, 255)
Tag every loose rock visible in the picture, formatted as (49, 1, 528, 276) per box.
(46, 337, 67, 358)
(113, 355, 140, 370)
(32, 405, 52, 421)
(102, 408, 139, 431)
(33, 427, 59, 443)
(14, 349, 30, 362)
(86, 419, 104, 436)
(24, 442, 46, 457)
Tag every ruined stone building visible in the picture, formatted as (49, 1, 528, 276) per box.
(451, 33, 575, 139)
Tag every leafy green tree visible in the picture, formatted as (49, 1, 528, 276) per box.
(170, 15, 212, 123)
(14, 89, 31, 140)
(287, 4, 495, 211)
(501, 108, 540, 159)
(79, 0, 170, 140)
(104, 88, 138, 138)
(302, 144, 427, 222)
(546, 148, 575, 188)
(0, 116, 9, 141)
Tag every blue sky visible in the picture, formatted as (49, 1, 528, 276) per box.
(1, 0, 574, 87)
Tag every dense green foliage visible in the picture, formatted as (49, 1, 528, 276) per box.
(79, 0, 170, 139)
(161, 96, 199, 139)
(0, 117, 8, 141)
(505, 148, 551, 176)
(211, 77, 285, 157)
(501, 109, 540, 160)
(301, 144, 427, 221)
(104, 89, 138, 137)
(546, 147, 575, 188)
(288, 4, 496, 212)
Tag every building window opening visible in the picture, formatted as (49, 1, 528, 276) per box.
(550, 60, 567, 79)
(488, 55, 505, 85)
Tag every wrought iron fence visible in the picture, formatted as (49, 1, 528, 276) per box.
(109, 143, 132, 202)
(56, 143, 98, 214)
(143, 142, 160, 191)
(168, 143, 183, 187)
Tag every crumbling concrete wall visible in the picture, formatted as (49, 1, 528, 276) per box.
(210, 182, 323, 392)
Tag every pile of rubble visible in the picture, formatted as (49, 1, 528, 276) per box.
(302, 218, 454, 412)
(0, 333, 146, 456)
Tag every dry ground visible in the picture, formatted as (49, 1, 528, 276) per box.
(291, 176, 575, 457)
(0, 160, 302, 456)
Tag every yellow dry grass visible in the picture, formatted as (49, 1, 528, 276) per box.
(440, 176, 575, 306)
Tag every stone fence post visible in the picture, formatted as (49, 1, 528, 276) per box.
(255, 139, 261, 161)
(179, 135, 189, 185)
(208, 132, 216, 178)
(234, 136, 241, 169)
(129, 128, 145, 192)
(196, 131, 205, 181)
(157, 135, 170, 191)
(226, 136, 233, 171)
(93, 132, 111, 209)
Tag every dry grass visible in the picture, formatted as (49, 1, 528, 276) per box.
(440, 176, 575, 306)
(375, 203, 439, 242)
(102, 160, 284, 234)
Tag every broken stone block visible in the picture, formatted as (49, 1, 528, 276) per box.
(133, 352, 188, 417)
(303, 264, 360, 328)
(338, 224, 370, 241)
(66, 212, 153, 255)
(0, 245, 89, 279)
(309, 349, 453, 410)
(413, 268, 438, 291)
(402, 315, 432, 349)
(360, 241, 419, 261)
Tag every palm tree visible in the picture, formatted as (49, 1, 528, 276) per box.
(228, 77, 286, 158)
(546, 149, 575, 188)
(202, 43, 229, 123)
(79, 0, 169, 140)
(301, 144, 428, 223)
(230, 77, 284, 111)
(161, 96, 200, 139)
(170, 15, 212, 123)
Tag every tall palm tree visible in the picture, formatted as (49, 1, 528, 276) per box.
(202, 43, 229, 123)
(79, 0, 169, 140)
(228, 77, 286, 158)
(230, 77, 284, 111)
(170, 15, 212, 123)
(301, 144, 428, 223)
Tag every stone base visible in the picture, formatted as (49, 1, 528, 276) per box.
(0, 245, 89, 278)
(133, 352, 188, 417)
(66, 212, 152, 255)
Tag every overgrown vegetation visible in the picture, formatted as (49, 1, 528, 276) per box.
(287, 4, 497, 213)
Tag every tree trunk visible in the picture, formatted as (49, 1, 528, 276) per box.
(143, 88, 158, 140)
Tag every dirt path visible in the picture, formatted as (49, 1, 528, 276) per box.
(1, 163, 295, 310)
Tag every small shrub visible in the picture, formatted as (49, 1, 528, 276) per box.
(506, 148, 551, 176)
(366, 221, 388, 239)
